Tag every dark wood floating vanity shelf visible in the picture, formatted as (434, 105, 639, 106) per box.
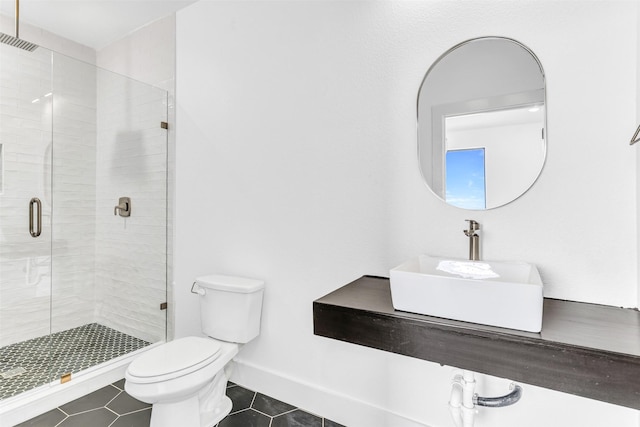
(313, 276, 640, 410)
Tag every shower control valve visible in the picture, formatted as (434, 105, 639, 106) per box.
(114, 197, 131, 217)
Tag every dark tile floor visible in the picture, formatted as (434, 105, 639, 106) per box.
(16, 380, 346, 427)
(15, 379, 150, 427)
(219, 383, 344, 427)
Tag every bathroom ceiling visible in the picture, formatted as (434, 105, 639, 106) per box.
(0, 0, 197, 50)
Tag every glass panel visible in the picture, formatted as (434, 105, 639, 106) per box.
(93, 64, 168, 345)
(0, 44, 167, 398)
(0, 44, 54, 399)
(48, 52, 168, 381)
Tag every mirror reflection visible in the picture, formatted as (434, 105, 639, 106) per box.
(417, 37, 546, 210)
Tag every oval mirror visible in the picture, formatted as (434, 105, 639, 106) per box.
(417, 37, 546, 210)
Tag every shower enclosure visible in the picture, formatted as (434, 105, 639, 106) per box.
(0, 42, 167, 401)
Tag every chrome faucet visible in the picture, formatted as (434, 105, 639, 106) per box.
(463, 220, 480, 261)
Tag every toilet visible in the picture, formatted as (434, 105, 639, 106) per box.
(125, 274, 265, 427)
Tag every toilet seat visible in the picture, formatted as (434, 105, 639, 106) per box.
(127, 336, 222, 384)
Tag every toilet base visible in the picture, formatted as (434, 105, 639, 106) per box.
(203, 396, 232, 427)
(146, 365, 234, 427)
(149, 389, 233, 427)
(150, 393, 199, 427)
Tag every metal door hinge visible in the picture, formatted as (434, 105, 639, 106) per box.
(61, 373, 71, 384)
(161, 121, 168, 129)
(160, 302, 167, 310)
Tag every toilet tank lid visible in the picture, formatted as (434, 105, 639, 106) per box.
(196, 274, 264, 293)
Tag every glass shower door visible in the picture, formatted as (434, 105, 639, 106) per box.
(47, 53, 168, 383)
(0, 45, 167, 399)
(0, 43, 54, 399)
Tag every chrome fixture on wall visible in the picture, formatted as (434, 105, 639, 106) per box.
(629, 124, 640, 145)
(0, 0, 38, 51)
(114, 197, 131, 217)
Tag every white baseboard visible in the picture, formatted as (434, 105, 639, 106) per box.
(230, 358, 429, 427)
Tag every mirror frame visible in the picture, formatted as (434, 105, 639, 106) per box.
(417, 36, 547, 210)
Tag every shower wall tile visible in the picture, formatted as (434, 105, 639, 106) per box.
(50, 53, 97, 335)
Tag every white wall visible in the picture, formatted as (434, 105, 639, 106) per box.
(176, 1, 639, 426)
(387, 1, 637, 308)
(96, 14, 175, 93)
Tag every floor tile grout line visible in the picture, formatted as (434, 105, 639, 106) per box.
(276, 407, 300, 417)
(228, 407, 253, 416)
(53, 415, 70, 427)
(105, 389, 123, 407)
(118, 406, 152, 416)
(107, 414, 121, 427)
(105, 406, 120, 417)
(240, 386, 328, 423)
(252, 407, 278, 419)
(63, 405, 112, 418)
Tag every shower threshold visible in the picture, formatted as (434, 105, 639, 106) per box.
(0, 323, 150, 401)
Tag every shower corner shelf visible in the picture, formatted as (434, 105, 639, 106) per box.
(313, 275, 640, 410)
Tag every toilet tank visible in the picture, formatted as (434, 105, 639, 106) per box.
(195, 274, 265, 343)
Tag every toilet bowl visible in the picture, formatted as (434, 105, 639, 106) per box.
(126, 336, 239, 427)
(125, 275, 264, 427)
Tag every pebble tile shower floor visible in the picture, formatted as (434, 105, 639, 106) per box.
(17, 381, 346, 427)
(0, 323, 149, 401)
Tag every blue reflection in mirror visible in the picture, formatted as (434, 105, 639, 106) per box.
(445, 148, 486, 210)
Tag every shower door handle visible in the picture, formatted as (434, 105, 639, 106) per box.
(29, 197, 41, 237)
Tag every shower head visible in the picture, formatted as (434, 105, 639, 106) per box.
(0, 32, 38, 51)
(1, 0, 38, 51)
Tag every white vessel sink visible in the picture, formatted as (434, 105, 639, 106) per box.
(389, 255, 543, 332)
